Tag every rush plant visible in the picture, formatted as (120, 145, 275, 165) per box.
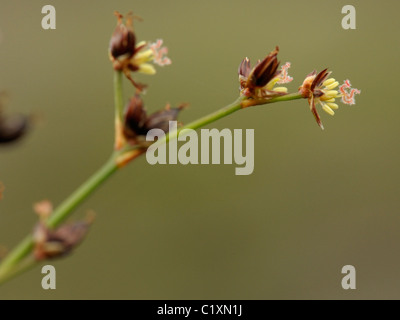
(0, 11, 360, 285)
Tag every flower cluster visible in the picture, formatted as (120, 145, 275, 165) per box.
(298, 69, 360, 129)
(109, 12, 171, 90)
(238, 46, 293, 104)
(32, 200, 93, 261)
(123, 94, 186, 145)
(237, 46, 361, 129)
(109, 12, 185, 149)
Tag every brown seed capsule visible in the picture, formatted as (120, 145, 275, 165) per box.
(0, 92, 29, 144)
(33, 220, 92, 261)
(238, 46, 289, 102)
(143, 104, 185, 134)
(249, 46, 280, 88)
(123, 94, 148, 139)
(0, 113, 28, 144)
(109, 12, 136, 60)
(122, 94, 186, 145)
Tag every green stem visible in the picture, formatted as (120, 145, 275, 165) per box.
(47, 155, 118, 228)
(264, 92, 303, 103)
(0, 90, 303, 285)
(0, 155, 119, 285)
(155, 92, 303, 147)
(114, 71, 124, 119)
(0, 71, 126, 286)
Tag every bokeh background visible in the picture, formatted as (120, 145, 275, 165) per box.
(0, 0, 399, 299)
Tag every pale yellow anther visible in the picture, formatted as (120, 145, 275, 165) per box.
(322, 104, 335, 116)
(273, 87, 288, 93)
(136, 41, 147, 48)
(322, 78, 336, 87)
(325, 81, 339, 90)
(265, 77, 280, 90)
(134, 49, 154, 64)
(327, 102, 339, 109)
(324, 90, 339, 98)
(138, 63, 156, 75)
(324, 98, 336, 103)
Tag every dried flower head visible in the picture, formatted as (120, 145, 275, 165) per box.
(0, 92, 29, 144)
(109, 12, 171, 90)
(298, 69, 360, 129)
(109, 12, 136, 60)
(33, 205, 93, 261)
(33, 221, 92, 261)
(238, 46, 293, 102)
(123, 94, 186, 145)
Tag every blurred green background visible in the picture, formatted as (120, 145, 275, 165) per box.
(0, 0, 399, 299)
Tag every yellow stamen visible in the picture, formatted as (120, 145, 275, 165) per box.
(133, 49, 154, 64)
(322, 78, 336, 87)
(322, 104, 335, 116)
(324, 90, 339, 99)
(327, 102, 339, 110)
(265, 77, 280, 91)
(136, 41, 147, 48)
(325, 81, 339, 90)
(273, 87, 288, 93)
(138, 63, 156, 75)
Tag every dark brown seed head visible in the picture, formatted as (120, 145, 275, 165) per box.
(33, 220, 91, 261)
(0, 114, 28, 144)
(123, 94, 148, 139)
(109, 11, 136, 59)
(144, 104, 186, 134)
(123, 95, 186, 144)
(248, 46, 280, 88)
